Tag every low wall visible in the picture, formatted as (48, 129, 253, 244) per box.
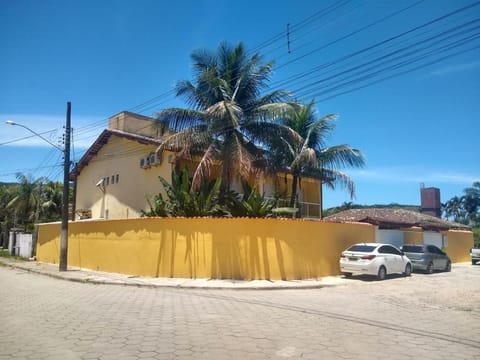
(37, 218, 374, 280)
(36, 218, 473, 280)
(444, 230, 473, 263)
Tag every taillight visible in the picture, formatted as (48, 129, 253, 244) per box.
(340, 253, 346, 258)
(361, 255, 376, 260)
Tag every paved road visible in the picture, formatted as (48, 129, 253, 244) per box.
(0, 264, 479, 360)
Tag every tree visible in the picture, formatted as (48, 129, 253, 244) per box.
(143, 168, 226, 217)
(0, 184, 15, 247)
(443, 181, 480, 227)
(155, 42, 296, 193)
(463, 181, 480, 225)
(269, 101, 365, 209)
(6, 174, 46, 232)
(40, 181, 63, 222)
(443, 196, 467, 223)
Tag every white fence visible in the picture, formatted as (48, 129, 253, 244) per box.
(8, 232, 33, 258)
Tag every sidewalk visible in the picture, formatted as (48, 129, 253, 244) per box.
(0, 257, 348, 290)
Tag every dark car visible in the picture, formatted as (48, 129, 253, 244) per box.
(401, 244, 451, 274)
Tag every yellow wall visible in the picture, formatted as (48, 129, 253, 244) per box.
(443, 230, 473, 262)
(402, 227, 424, 244)
(37, 218, 374, 280)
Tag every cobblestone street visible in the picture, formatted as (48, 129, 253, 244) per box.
(1, 263, 479, 359)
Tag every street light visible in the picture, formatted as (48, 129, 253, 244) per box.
(5, 120, 64, 152)
(6, 102, 71, 271)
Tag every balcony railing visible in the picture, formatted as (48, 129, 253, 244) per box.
(266, 197, 322, 219)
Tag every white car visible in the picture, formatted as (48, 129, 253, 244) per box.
(340, 243, 412, 280)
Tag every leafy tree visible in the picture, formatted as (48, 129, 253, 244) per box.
(443, 181, 480, 227)
(143, 168, 226, 217)
(6, 174, 46, 232)
(269, 101, 365, 209)
(0, 184, 15, 247)
(473, 228, 480, 247)
(463, 181, 480, 225)
(39, 181, 63, 222)
(223, 182, 275, 218)
(155, 42, 296, 193)
(142, 194, 169, 217)
(443, 196, 467, 223)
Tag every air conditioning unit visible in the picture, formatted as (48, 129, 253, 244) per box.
(149, 153, 157, 165)
(140, 156, 151, 169)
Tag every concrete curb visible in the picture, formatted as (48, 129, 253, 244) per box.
(0, 258, 347, 290)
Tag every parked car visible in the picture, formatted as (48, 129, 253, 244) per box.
(471, 246, 480, 265)
(401, 244, 451, 273)
(340, 243, 412, 280)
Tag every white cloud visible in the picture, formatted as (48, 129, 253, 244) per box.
(349, 168, 477, 185)
(430, 61, 480, 76)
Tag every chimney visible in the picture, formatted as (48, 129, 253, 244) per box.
(420, 185, 441, 218)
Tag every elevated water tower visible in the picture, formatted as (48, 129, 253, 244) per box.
(420, 184, 441, 218)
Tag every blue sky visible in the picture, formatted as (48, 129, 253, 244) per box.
(1, 0, 479, 209)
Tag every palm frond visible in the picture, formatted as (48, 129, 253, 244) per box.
(318, 145, 366, 169)
(156, 108, 206, 131)
(191, 144, 218, 191)
(320, 169, 356, 199)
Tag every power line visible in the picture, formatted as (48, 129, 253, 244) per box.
(4, 1, 479, 179)
(291, 19, 480, 98)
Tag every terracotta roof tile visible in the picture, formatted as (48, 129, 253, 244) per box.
(325, 208, 469, 231)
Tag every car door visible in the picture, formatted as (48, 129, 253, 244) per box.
(378, 245, 400, 273)
(429, 245, 447, 269)
(387, 245, 404, 273)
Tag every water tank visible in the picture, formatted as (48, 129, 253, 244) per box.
(420, 187, 441, 218)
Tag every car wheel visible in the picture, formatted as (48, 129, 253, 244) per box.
(404, 263, 412, 277)
(377, 266, 386, 280)
(473, 260, 477, 265)
(444, 261, 451, 272)
(426, 262, 434, 274)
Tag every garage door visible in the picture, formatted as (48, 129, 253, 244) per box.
(423, 232, 443, 248)
(376, 229, 404, 248)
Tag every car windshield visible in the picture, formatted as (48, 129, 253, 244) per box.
(347, 245, 376, 253)
(402, 245, 424, 253)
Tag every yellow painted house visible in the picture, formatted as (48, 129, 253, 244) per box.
(73, 111, 323, 220)
(36, 111, 472, 280)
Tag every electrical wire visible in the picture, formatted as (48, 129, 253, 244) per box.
(2, 0, 479, 179)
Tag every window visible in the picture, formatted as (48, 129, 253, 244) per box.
(347, 245, 376, 252)
(111, 175, 115, 184)
(379, 245, 401, 255)
(402, 245, 424, 253)
(116, 174, 119, 183)
(105, 177, 109, 185)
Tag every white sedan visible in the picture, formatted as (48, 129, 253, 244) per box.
(340, 243, 412, 280)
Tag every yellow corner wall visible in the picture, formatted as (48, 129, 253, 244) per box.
(37, 218, 374, 280)
(443, 230, 474, 262)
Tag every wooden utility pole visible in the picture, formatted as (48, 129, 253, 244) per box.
(59, 102, 71, 271)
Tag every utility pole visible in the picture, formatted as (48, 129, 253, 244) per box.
(59, 102, 71, 271)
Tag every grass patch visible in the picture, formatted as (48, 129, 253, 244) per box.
(0, 248, 27, 261)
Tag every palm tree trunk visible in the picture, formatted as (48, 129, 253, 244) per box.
(319, 179, 323, 219)
(289, 174, 298, 208)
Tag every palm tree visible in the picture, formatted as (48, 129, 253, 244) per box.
(270, 101, 365, 213)
(0, 184, 15, 247)
(155, 42, 296, 193)
(6, 173, 46, 231)
(40, 181, 63, 222)
(463, 181, 480, 226)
